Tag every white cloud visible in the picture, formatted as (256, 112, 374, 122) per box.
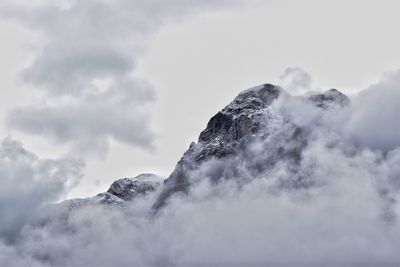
(279, 67, 313, 95)
(7, 78, 156, 156)
(345, 70, 400, 151)
(1, 0, 247, 155)
(0, 137, 84, 243)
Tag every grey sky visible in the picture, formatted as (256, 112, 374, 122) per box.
(0, 0, 399, 198)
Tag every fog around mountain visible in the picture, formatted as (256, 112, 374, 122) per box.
(2, 72, 400, 266)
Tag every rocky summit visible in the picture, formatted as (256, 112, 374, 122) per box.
(153, 84, 350, 209)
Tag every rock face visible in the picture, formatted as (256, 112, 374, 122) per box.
(197, 84, 281, 160)
(153, 84, 350, 209)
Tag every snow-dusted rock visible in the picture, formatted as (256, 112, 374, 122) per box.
(196, 84, 281, 160)
(107, 173, 163, 201)
(60, 174, 163, 210)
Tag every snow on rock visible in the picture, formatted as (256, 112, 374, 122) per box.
(107, 173, 163, 201)
(60, 174, 163, 209)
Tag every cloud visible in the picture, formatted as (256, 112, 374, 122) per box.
(7, 78, 156, 156)
(2, 142, 400, 266)
(1, 76, 400, 266)
(0, 137, 84, 243)
(279, 67, 313, 95)
(345, 70, 400, 151)
(1, 0, 247, 155)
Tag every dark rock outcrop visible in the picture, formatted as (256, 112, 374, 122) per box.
(196, 84, 281, 160)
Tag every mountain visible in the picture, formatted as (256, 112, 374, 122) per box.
(153, 84, 350, 209)
(68, 83, 349, 211)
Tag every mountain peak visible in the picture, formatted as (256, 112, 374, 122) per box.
(199, 84, 281, 143)
(234, 83, 281, 103)
(153, 84, 350, 209)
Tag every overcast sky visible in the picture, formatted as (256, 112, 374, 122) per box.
(1, 0, 400, 198)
